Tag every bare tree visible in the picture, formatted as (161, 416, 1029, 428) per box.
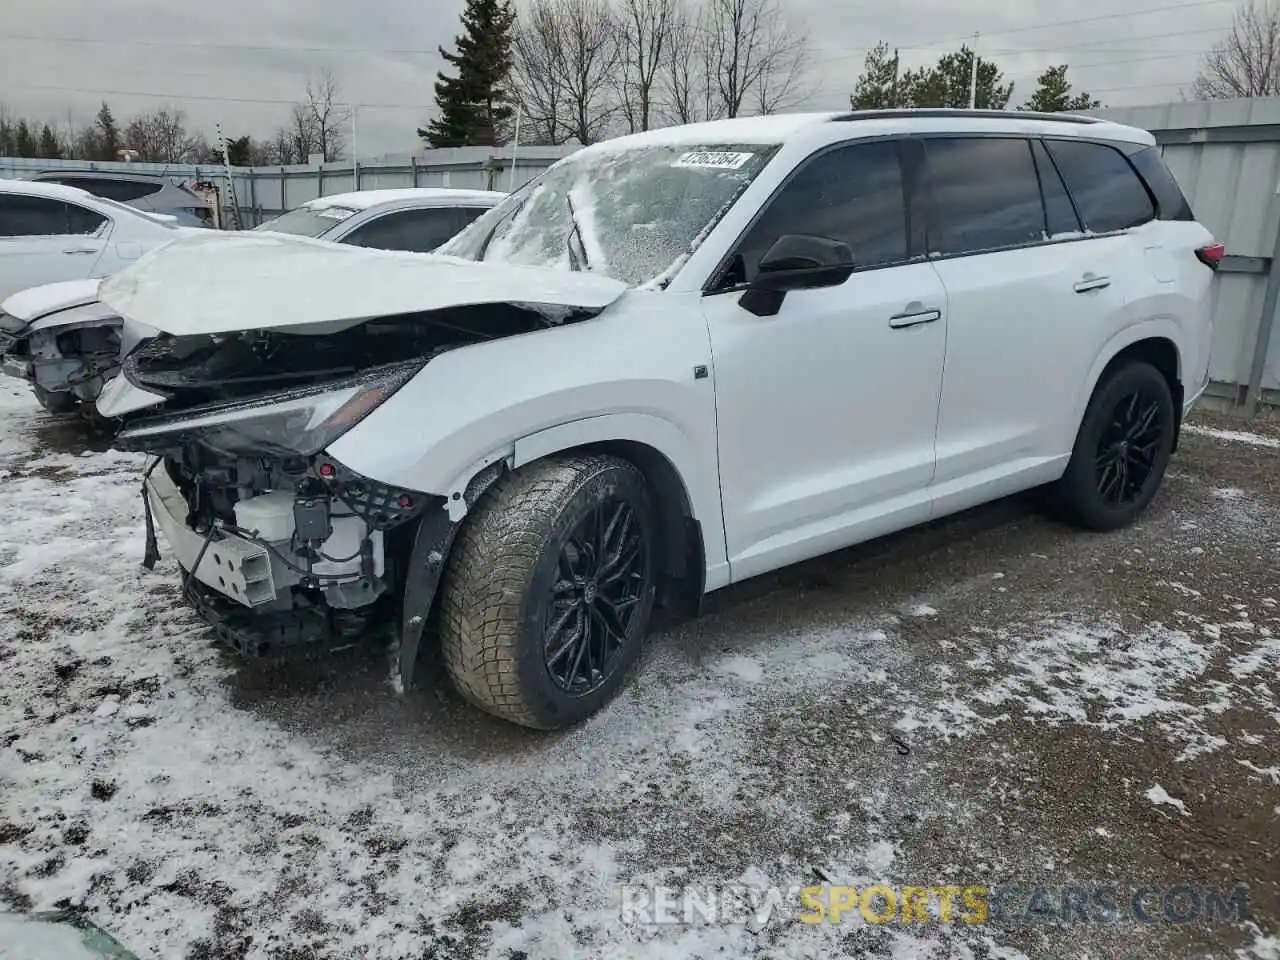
(123, 107, 198, 162)
(512, 0, 619, 145)
(617, 0, 678, 133)
(660, 3, 722, 124)
(512, 0, 573, 144)
(1194, 0, 1280, 98)
(296, 69, 351, 161)
(702, 0, 810, 118)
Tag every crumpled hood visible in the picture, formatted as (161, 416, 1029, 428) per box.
(2, 278, 103, 323)
(98, 231, 629, 336)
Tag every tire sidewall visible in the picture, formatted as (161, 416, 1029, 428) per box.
(514, 463, 658, 727)
(1070, 363, 1176, 528)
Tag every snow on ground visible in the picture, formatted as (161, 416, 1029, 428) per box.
(2, 384, 1278, 959)
(1183, 424, 1280, 450)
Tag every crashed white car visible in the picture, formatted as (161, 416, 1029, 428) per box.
(0, 189, 504, 415)
(96, 110, 1216, 728)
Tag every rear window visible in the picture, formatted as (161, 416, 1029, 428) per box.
(1126, 146, 1194, 221)
(1045, 139, 1156, 234)
(43, 176, 163, 203)
(254, 204, 359, 238)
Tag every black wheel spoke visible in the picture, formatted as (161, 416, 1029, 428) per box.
(1094, 389, 1165, 509)
(542, 493, 650, 696)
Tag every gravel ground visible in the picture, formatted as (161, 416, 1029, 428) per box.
(1, 384, 1278, 960)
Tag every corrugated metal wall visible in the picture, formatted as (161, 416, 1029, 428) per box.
(1093, 100, 1280, 406)
(0, 145, 574, 226)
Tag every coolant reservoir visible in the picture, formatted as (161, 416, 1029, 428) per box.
(234, 491, 297, 542)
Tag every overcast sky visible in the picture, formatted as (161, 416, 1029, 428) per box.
(1, 0, 1237, 159)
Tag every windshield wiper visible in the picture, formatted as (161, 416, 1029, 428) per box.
(565, 193, 590, 273)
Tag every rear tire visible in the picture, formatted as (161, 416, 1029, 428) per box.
(1051, 361, 1176, 531)
(33, 386, 77, 415)
(440, 455, 658, 729)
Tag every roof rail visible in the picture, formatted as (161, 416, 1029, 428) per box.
(832, 109, 1101, 125)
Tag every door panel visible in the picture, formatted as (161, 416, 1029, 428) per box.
(702, 138, 946, 582)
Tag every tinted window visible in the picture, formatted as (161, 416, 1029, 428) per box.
(66, 203, 108, 235)
(455, 206, 488, 232)
(0, 195, 73, 236)
(45, 176, 162, 202)
(1031, 140, 1081, 237)
(927, 138, 1045, 255)
(726, 140, 908, 285)
(1046, 139, 1156, 233)
(1126, 146, 1193, 221)
(343, 208, 461, 253)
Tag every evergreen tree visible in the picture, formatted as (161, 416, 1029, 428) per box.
(0, 117, 15, 156)
(38, 124, 63, 159)
(225, 135, 253, 166)
(903, 46, 1014, 109)
(94, 102, 121, 160)
(850, 43, 902, 110)
(421, 0, 516, 147)
(15, 119, 37, 158)
(1022, 64, 1102, 112)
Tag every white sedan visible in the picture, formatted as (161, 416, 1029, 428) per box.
(0, 178, 182, 302)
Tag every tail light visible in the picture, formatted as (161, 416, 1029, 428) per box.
(1196, 243, 1226, 270)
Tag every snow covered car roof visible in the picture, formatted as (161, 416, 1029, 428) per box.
(305, 188, 506, 213)
(0, 176, 99, 203)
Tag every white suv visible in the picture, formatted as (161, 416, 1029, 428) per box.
(94, 110, 1219, 729)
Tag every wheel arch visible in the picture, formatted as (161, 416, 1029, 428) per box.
(1076, 324, 1185, 451)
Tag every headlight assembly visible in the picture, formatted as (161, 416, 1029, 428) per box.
(116, 360, 422, 457)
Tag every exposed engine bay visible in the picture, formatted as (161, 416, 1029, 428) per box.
(118, 301, 591, 660)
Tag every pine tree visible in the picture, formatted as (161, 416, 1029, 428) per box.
(903, 46, 1014, 110)
(15, 120, 37, 158)
(0, 117, 15, 156)
(850, 43, 902, 110)
(94, 102, 121, 160)
(38, 124, 63, 159)
(1022, 64, 1102, 112)
(421, 0, 516, 147)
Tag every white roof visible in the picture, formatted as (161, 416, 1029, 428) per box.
(0, 177, 97, 202)
(577, 109, 1153, 157)
(305, 187, 506, 212)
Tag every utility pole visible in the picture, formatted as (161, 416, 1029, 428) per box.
(968, 33, 980, 109)
(508, 101, 522, 192)
(350, 105, 359, 190)
(891, 48, 900, 108)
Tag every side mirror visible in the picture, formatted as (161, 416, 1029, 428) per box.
(739, 234, 856, 318)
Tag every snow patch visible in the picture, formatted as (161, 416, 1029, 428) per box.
(1145, 784, 1189, 816)
(1184, 425, 1280, 450)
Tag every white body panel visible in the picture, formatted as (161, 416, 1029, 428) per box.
(0, 179, 179, 303)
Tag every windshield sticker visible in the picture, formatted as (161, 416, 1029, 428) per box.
(315, 206, 357, 221)
(672, 151, 755, 170)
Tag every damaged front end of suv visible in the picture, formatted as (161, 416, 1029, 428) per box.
(99, 232, 627, 686)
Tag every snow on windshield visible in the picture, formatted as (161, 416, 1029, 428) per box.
(252, 205, 358, 238)
(440, 144, 779, 287)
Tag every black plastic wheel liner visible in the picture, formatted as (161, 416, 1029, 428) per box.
(397, 461, 506, 691)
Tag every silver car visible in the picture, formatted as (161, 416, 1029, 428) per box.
(254, 188, 505, 251)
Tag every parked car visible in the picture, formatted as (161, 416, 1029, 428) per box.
(91, 110, 1218, 729)
(29, 171, 214, 227)
(253, 188, 505, 252)
(0, 187, 505, 414)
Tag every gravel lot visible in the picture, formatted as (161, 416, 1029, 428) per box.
(1, 383, 1278, 960)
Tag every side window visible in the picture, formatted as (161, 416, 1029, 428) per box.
(66, 203, 108, 236)
(454, 206, 488, 233)
(1126, 146, 1194, 221)
(0, 195, 72, 237)
(343, 208, 460, 252)
(926, 137, 1045, 255)
(724, 139, 908, 286)
(1045, 139, 1156, 233)
(1031, 140, 1082, 237)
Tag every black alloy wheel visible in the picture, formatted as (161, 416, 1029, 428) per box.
(1095, 389, 1165, 507)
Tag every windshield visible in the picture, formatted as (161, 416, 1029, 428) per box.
(253, 204, 359, 238)
(440, 143, 779, 287)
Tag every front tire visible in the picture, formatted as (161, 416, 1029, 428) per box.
(1052, 361, 1176, 531)
(440, 455, 658, 729)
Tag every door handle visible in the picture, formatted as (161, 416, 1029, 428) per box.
(1074, 273, 1111, 293)
(888, 307, 942, 329)
(62, 247, 97, 255)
